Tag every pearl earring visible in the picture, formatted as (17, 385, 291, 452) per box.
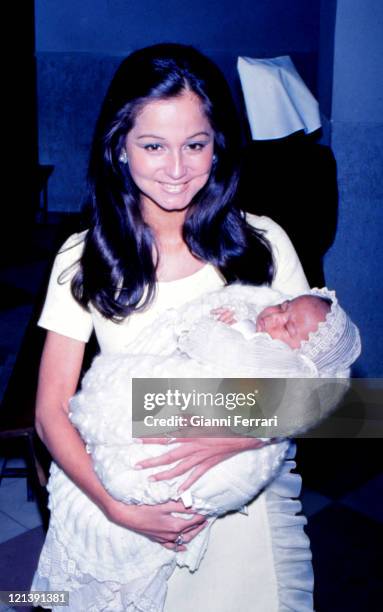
(119, 149, 128, 164)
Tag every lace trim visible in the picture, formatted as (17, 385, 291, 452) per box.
(297, 287, 361, 373)
(265, 444, 314, 611)
(31, 523, 175, 612)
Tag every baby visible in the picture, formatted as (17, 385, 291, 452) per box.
(68, 285, 361, 612)
(70, 287, 361, 515)
(213, 293, 332, 349)
(177, 286, 360, 380)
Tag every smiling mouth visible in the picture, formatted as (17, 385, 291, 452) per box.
(159, 182, 188, 194)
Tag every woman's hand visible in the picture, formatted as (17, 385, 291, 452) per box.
(104, 497, 208, 551)
(135, 437, 268, 492)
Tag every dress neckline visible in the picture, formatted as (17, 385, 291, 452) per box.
(157, 263, 213, 285)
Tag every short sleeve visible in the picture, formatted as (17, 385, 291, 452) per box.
(38, 231, 94, 342)
(246, 214, 310, 295)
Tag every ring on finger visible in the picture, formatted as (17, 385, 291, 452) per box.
(175, 534, 184, 546)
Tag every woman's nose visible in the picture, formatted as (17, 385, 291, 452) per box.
(165, 151, 187, 179)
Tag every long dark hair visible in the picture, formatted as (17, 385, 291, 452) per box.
(71, 43, 274, 319)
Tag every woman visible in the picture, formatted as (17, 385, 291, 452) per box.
(32, 43, 313, 610)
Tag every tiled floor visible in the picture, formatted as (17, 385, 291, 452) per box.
(0, 462, 43, 537)
(0, 217, 382, 611)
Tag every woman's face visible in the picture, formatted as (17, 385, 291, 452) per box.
(124, 90, 215, 213)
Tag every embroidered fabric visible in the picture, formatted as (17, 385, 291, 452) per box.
(31, 447, 313, 612)
(298, 287, 361, 375)
(70, 354, 291, 512)
(32, 284, 321, 611)
(177, 317, 317, 378)
(31, 438, 288, 612)
(32, 520, 176, 612)
(69, 347, 291, 564)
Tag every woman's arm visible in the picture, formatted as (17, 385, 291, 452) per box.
(35, 331, 207, 548)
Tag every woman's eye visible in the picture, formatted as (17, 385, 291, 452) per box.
(186, 142, 206, 151)
(143, 144, 163, 152)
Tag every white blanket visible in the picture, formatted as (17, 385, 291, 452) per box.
(68, 284, 347, 612)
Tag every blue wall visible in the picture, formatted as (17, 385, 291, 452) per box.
(35, 0, 320, 211)
(35, 0, 383, 377)
(324, 0, 383, 376)
(36, 0, 319, 55)
(316, 0, 337, 142)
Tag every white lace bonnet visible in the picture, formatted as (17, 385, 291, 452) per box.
(298, 287, 361, 374)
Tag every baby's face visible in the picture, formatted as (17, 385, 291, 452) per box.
(255, 296, 328, 349)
